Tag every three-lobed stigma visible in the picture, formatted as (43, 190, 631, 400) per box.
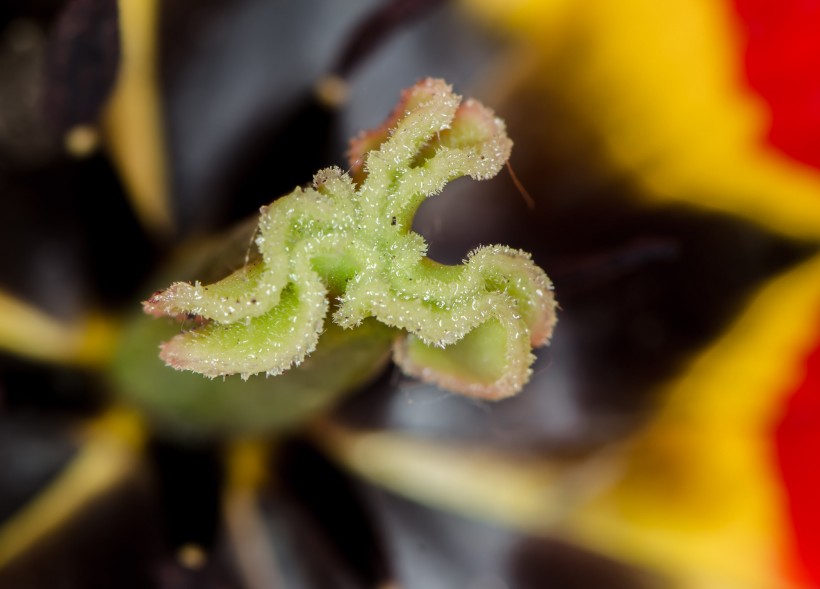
(144, 79, 556, 400)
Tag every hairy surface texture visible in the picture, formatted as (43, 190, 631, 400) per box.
(144, 79, 556, 399)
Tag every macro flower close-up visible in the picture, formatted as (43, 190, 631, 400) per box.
(2, 1, 820, 588)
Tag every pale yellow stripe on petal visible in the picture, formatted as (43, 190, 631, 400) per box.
(103, 0, 173, 236)
(224, 438, 273, 493)
(0, 290, 117, 367)
(0, 408, 146, 568)
(222, 439, 285, 589)
(311, 419, 622, 533)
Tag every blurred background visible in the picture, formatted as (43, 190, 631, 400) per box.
(1, 0, 820, 587)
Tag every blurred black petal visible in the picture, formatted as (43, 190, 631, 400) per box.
(157, 0, 497, 234)
(0, 452, 161, 589)
(70, 153, 159, 307)
(0, 416, 77, 523)
(509, 537, 660, 589)
(157, 0, 367, 232)
(0, 361, 105, 417)
(42, 0, 120, 134)
(277, 438, 391, 588)
(330, 0, 447, 78)
(0, 2, 64, 31)
(149, 439, 224, 551)
(1, 4, 155, 315)
(0, 152, 157, 314)
(0, 18, 58, 167)
(213, 94, 337, 231)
